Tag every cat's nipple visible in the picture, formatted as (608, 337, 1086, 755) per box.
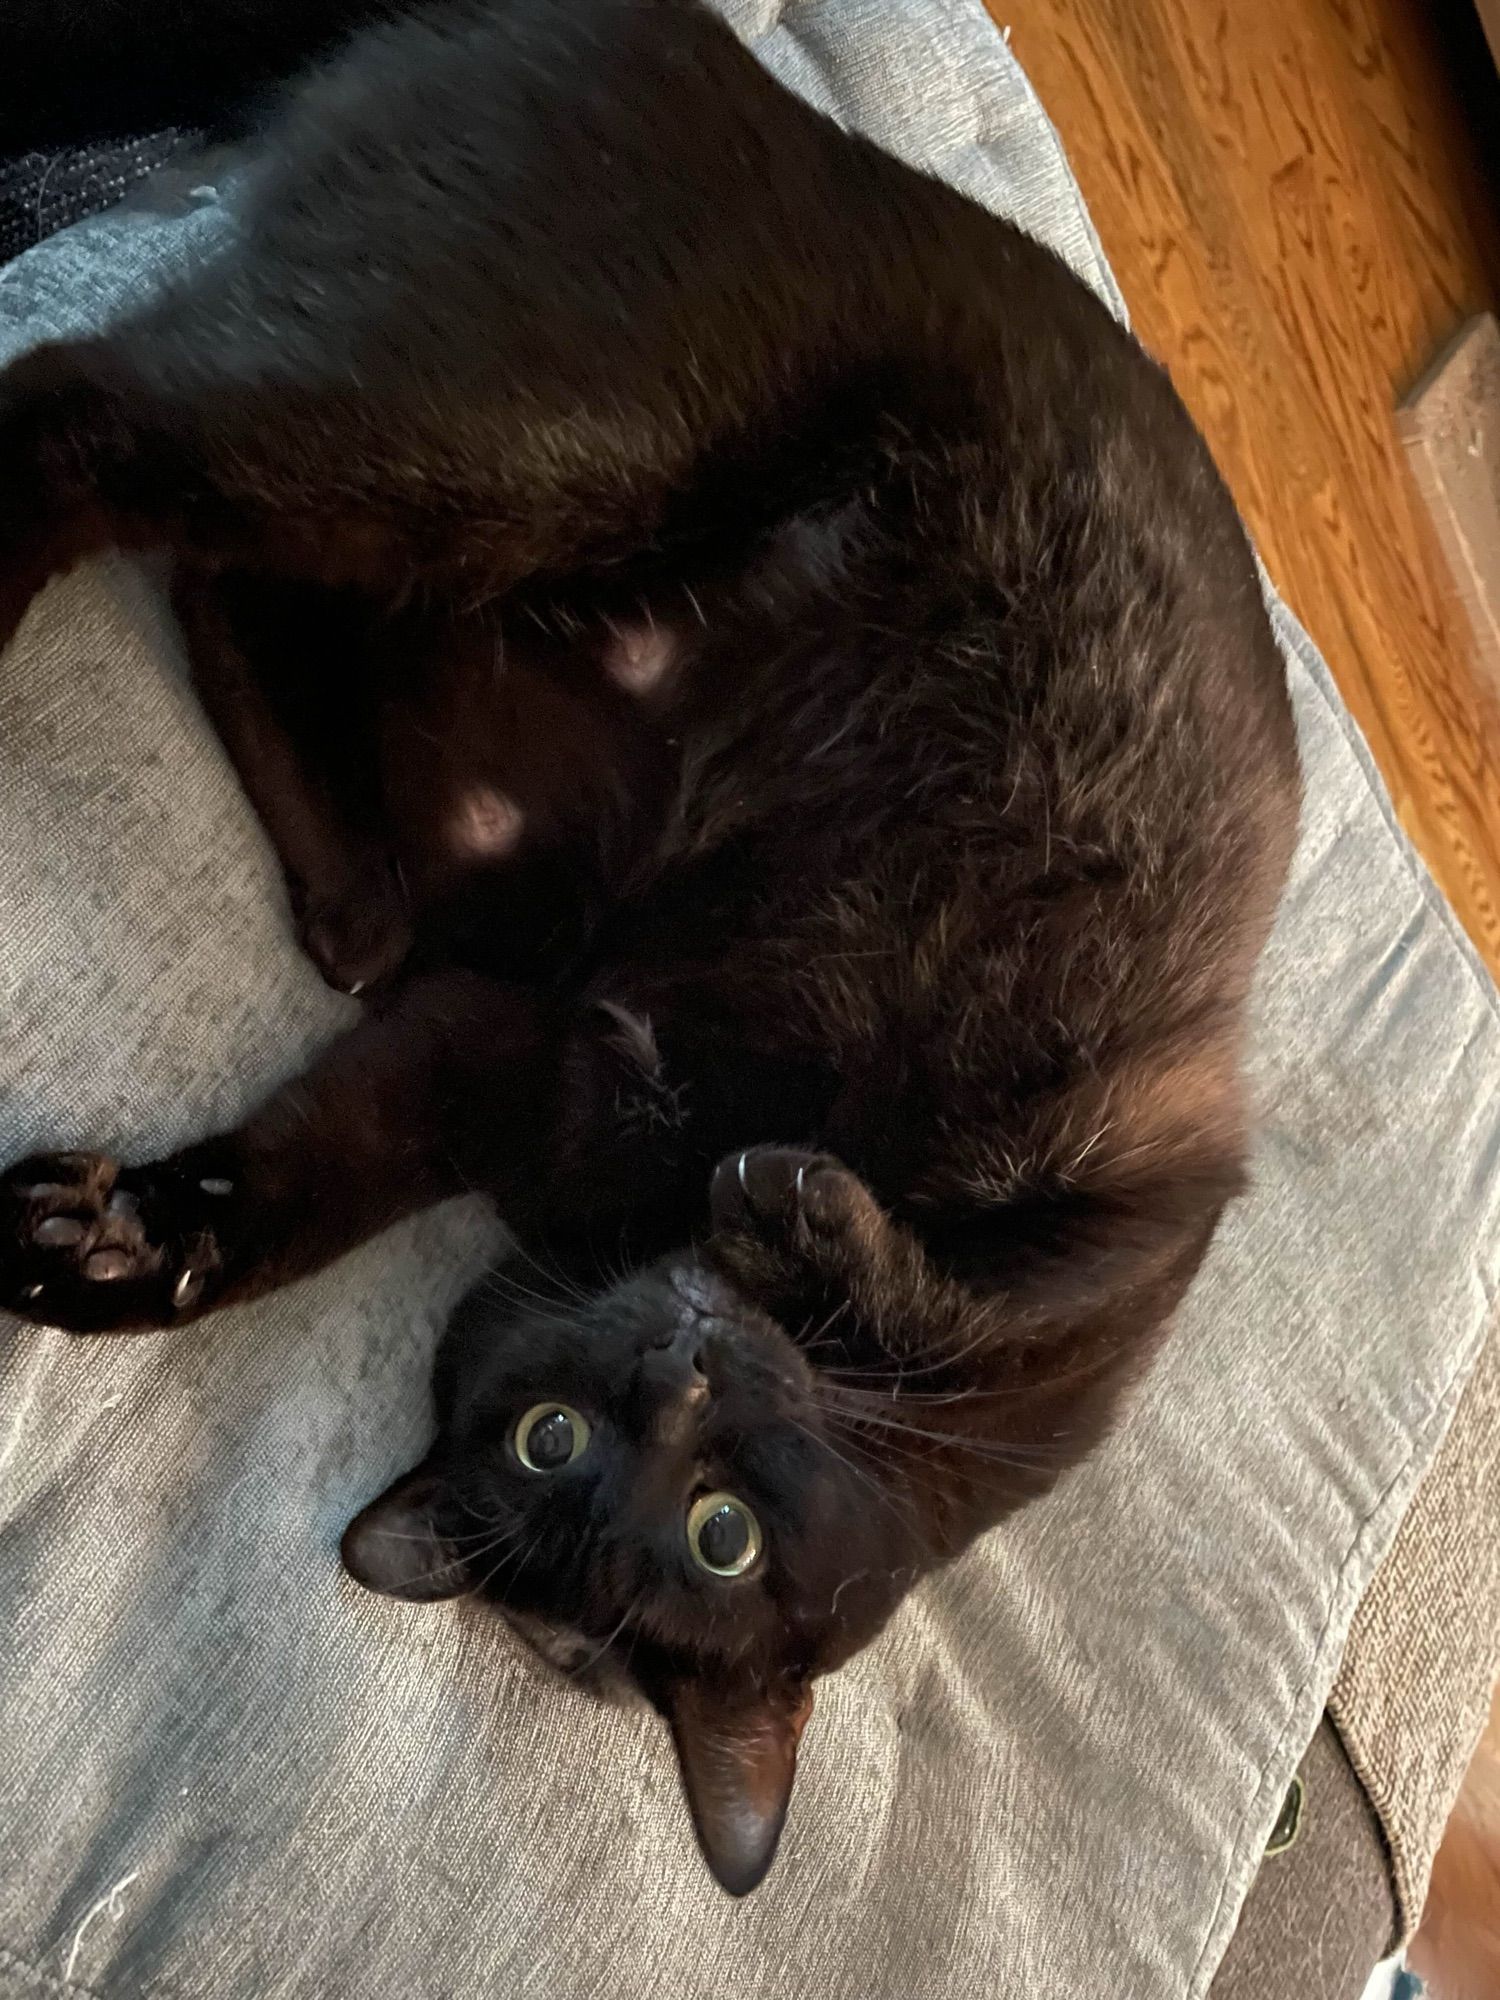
(447, 786, 526, 860)
(602, 620, 678, 696)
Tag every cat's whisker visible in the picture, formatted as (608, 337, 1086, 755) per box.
(825, 1370, 1036, 1407)
(818, 1408, 1020, 1511)
(448, 1491, 525, 1538)
(820, 1403, 946, 1465)
(821, 1332, 1112, 1403)
(863, 1322, 1003, 1384)
(467, 1231, 598, 1317)
(799, 1311, 1007, 1392)
(823, 1402, 1062, 1471)
(477, 1264, 578, 1316)
(799, 1300, 854, 1349)
(564, 1592, 645, 1678)
(820, 1422, 958, 1505)
(469, 1525, 542, 1600)
(824, 1392, 986, 1442)
(451, 1520, 530, 1568)
(362, 1514, 524, 1593)
(787, 1413, 882, 1498)
(473, 1278, 579, 1333)
(364, 1519, 513, 1552)
(511, 1241, 597, 1308)
(808, 1418, 903, 1490)
(785, 1413, 919, 1530)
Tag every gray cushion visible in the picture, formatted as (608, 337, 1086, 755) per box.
(2, 3, 1497, 1996)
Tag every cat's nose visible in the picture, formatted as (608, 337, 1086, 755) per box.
(639, 1325, 714, 1448)
(643, 1321, 709, 1386)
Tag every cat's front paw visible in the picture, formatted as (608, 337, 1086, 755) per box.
(0, 1149, 236, 1333)
(709, 1146, 874, 1245)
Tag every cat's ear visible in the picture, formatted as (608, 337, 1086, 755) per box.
(661, 1669, 814, 1895)
(340, 1461, 470, 1602)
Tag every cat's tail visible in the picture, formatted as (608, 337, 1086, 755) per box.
(1, 0, 402, 152)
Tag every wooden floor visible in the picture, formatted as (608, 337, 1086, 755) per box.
(989, 0, 1500, 976)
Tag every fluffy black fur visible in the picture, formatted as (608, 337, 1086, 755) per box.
(0, 0, 1299, 1893)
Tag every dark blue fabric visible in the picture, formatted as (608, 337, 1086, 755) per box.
(0, 131, 196, 265)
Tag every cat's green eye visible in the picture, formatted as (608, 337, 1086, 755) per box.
(687, 1490, 763, 1577)
(514, 1402, 591, 1472)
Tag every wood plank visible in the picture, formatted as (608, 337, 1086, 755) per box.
(1399, 313, 1500, 703)
(990, 0, 1500, 975)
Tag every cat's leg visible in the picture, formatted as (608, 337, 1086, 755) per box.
(1, 0, 879, 648)
(0, 355, 111, 650)
(0, 972, 557, 1334)
(708, 1146, 961, 1361)
(710, 1137, 1224, 1360)
(0, 355, 411, 991)
(0, 345, 424, 655)
(705, 1143, 1173, 1525)
(709, 1134, 1232, 1519)
(172, 565, 411, 994)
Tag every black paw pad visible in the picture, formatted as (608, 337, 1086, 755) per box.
(1, 1149, 232, 1334)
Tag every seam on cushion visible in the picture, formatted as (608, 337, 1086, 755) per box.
(1327, 1710, 1413, 1953)
(1183, 1293, 1499, 1996)
(757, 3, 1130, 322)
(1326, 1312, 1500, 1943)
(1325, 1708, 1404, 1958)
(1328, 1712, 1408, 1960)
(750, 15, 847, 120)
(966, 10, 1130, 323)
(1272, 601, 1500, 1032)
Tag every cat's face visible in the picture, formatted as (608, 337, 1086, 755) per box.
(340, 1254, 927, 1894)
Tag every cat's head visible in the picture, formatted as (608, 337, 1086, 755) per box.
(339, 1139, 1195, 1891)
(340, 1249, 937, 1895)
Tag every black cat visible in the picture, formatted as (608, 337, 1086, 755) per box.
(0, 0, 1299, 1892)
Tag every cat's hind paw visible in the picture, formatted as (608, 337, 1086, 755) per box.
(295, 868, 411, 998)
